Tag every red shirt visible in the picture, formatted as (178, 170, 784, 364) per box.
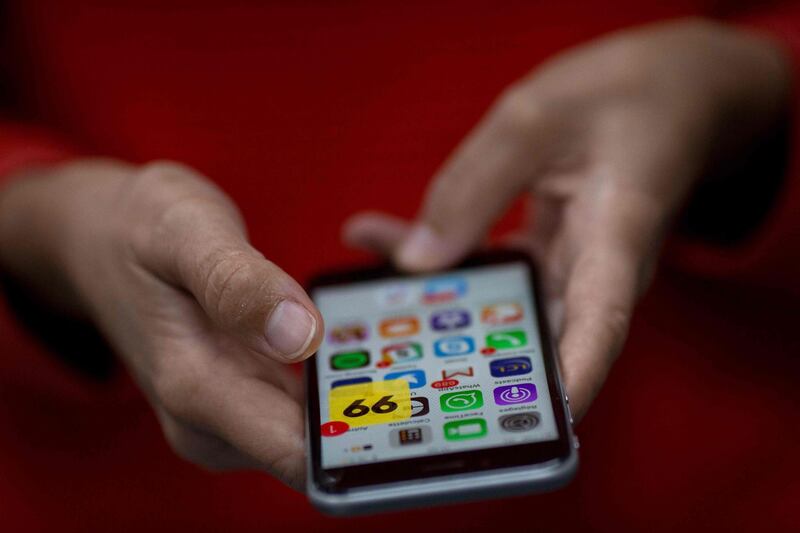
(1, 1, 800, 531)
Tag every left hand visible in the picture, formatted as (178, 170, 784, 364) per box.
(0, 159, 322, 488)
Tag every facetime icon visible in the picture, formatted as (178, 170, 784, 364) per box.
(443, 418, 487, 441)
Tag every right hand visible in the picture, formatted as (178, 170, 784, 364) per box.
(0, 159, 323, 489)
(344, 20, 789, 422)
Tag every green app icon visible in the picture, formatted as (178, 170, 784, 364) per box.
(330, 350, 370, 370)
(443, 418, 488, 441)
(485, 330, 527, 350)
(440, 390, 484, 412)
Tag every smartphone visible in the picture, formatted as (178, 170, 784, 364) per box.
(305, 250, 578, 515)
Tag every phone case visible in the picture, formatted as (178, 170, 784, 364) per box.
(305, 337, 579, 516)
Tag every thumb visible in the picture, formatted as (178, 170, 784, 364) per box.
(397, 87, 551, 271)
(132, 164, 323, 363)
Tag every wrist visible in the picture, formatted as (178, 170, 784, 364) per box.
(668, 22, 792, 246)
(0, 159, 132, 315)
(689, 20, 790, 152)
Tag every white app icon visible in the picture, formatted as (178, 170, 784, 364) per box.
(377, 283, 417, 308)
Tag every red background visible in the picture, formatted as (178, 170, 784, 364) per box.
(1, 1, 799, 530)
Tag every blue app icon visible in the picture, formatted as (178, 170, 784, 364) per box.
(434, 336, 475, 357)
(430, 309, 471, 331)
(489, 357, 532, 378)
(384, 369, 426, 389)
(331, 376, 373, 389)
(423, 276, 467, 304)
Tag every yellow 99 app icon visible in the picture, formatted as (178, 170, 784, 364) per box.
(329, 380, 411, 427)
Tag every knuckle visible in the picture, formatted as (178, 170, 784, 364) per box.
(200, 250, 270, 323)
(121, 163, 243, 265)
(601, 305, 631, 352)
(128, 162, 205, 212)
(128, 160, 218, 214)
(138, 160, 200, 187)
(160, 419, 197, 462)
(159, 413, 244, 472)
(152, 361, 205, 421)
(493, 84, 545, 135)
(160, 420, 220, 469)
(117, 162, 204, 253)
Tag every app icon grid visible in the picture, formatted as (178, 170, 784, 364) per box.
(313, 264, 559, 468)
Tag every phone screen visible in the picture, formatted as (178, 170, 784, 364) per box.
(310, 259, 562, 472)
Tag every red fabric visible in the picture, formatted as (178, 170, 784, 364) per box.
(0, 123, 74, 181)
(1, 1, 799, 531)
(667, 3, 800, 298)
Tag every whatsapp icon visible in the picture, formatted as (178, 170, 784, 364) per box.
(440, 390, 484, 412)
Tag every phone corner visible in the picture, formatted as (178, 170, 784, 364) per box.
(305, 482, 378, 517)
(544, 445, 580, 494)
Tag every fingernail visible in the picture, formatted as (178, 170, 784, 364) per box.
(265, 300, 317, 361)
(397, 225, 452, 271)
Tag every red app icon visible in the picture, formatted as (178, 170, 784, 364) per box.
(321, 421, 349, 437)
(431, 367, 474, 389)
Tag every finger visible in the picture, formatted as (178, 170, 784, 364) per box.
(158, 367, 307, 489)
(211, 377, 306, 488)
(498, 193, 563, 264)
(130, 162, 323, 363)
(557, 187, 665, 421)
(558, 248, 637, 422)
(156, 408, 264, 472)
(529, 193, 566, 258)
(148, 302, 308, 487)
(342, 211, 412, 255)
(396, 86, 555, 271)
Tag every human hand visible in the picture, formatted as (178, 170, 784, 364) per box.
(0, 160, 323, 488)
(345, 20, 789, 421)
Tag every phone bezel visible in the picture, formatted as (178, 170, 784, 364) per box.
(305, 249, 573, 492)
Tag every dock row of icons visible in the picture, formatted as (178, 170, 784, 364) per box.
(391, 412, 540, 446)
(330, 329, 529, 371)
(328, 303, 524, 344)
(335, 412, 541, 447)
